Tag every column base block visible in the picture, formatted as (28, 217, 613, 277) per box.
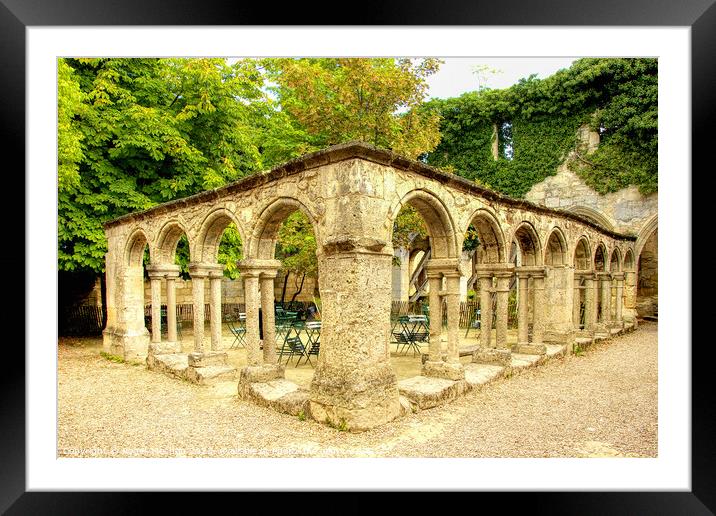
(513, 343, 547, 355)
(148, 341, 182, 355)
(102, 327, 150, 362)
(472, 347, 512, 366)
(188, 351, 228, 367)
(238, 364, 286, 397)
(309, 362, 400, 432)
(543, 330, 575, 345)
(422, 360, 465, 381)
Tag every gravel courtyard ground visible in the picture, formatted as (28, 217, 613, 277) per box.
(58, 322, 657, 458)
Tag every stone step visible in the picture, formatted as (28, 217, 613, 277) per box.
(242, 379, 309, 416)
(398, 375, 464, 410)
(463, 363, 505, 389)
(185, 365, 237, 385)
(146, 353, 189, 379)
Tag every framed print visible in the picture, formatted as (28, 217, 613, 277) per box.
(4, 0, 713, 512)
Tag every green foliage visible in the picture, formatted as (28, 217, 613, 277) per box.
(276, 211, 317, 279)
(392, 205, 428, 251)
(297, 410, 306, 421)
(425, 58, 657, 196)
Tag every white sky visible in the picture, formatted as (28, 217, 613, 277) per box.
(426, 57, 578, 99)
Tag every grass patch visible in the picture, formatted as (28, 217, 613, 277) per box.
(297, 410, 306, 422)
(100, 351, 125, 363)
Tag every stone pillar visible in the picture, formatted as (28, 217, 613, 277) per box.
(592, 272, 605, 334)
(573, 273, 583, 330)
(188, 263, 209, 353)
(613, 272, 625, 328)
(243, 272, 261, 366)
(148, 273, 162, 344)
(427, 272, 443, 363)
(146, 264, 182, 355)
(623, 270, 638, 325)
(165, 270, 179, 347)
(516, 270, 529, 347)
(260, 268, 280, 365)
(600, 272, 613, 328)
(494, 270, 513, 350)
(308, 244, 400, 432)
(422, 261, 464, 380)
(445, 273, 461, 364)
(514, 266, 546, 355)
(236, 259, 285, 389)
(531, 271, 547, 353)
(478, 272, 493, 349)
(209, 266, 224, 351)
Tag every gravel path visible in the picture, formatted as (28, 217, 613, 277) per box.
(58, 322, 657, 458)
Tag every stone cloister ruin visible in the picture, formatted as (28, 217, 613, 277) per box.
(103, 142, 639, 431)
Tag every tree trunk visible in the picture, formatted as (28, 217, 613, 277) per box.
(280, 272, 288, 304)
(290, 273, 306, 303)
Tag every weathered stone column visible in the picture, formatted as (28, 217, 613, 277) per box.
(613, 272, 625, 327)
(530, 270, 547, 354)
(516, 269, 530, 348)
(593, 272, 605, 334)
(243, 272, 261, 366)
(478, 271, 493, 349)
(623, 270, 638, 325)
(188, 263, 209, 353)
(146, 264, 182, 355)
(600, 272, 613, 328)
(427, 272, 443, 363)
(494, 266, 514, 350)
(585, 273, 597, 331)
(445, 272, 461, 364)
(165, 268, 180, 348)
(236, 258, 285, 389)
(209, 265, 225, 351)
(514, 266, 547, 355)
(573, 273, 583, 330)
(148, 272, 162, 344)
(260, 267, 280, 365)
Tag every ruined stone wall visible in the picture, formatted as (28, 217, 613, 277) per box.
(525, 163, 657, 235)
(636, 230, 658, 317)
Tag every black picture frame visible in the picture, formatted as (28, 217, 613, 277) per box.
(3, 0, 711, 512)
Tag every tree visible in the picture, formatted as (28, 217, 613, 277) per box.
(264, 58, 443, 159)
(58, 57, 290, 277)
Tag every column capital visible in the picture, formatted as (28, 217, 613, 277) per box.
(475, 263, 515, 277)
(237, 258, 282, 278)
(188, 262, 224, 278)
(596, 271, 613, 279)
(611, 272, 625, 281)
(146, 263, 181, 279)
(516, 265, 546, 278)
(425, 258, 461, 277)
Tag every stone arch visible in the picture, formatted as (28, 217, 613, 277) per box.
(195, 208, 245, 263)
(593, 242, 607, 272)
(511, 222, 543, 266)
(635, 214, 658, 258)
(248, 197, 318, 260)
(154, 219, 192, 264)
(390, 189, 458, 259)
(463, 208, 506, 264)
(566, 206, 614, 232)
(544, 227, 568, 266)
(573, 236, 592, 270)
(623, 248, 635, 271)
(124, 227, 150, 268)
(609, 247, 622, 272)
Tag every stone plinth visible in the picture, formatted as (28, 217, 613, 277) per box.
(422, 360, 465, 381)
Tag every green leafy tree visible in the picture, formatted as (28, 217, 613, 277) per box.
(275, 211, 318, 303)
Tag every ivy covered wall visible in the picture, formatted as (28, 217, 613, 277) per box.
(423, 58, 658, 198)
